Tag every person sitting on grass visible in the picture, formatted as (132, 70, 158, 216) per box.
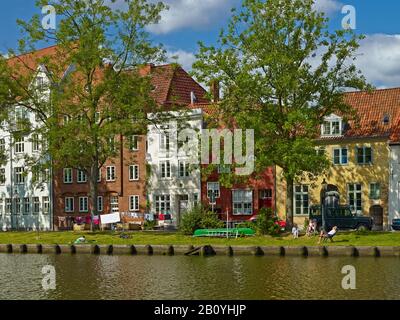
(318, 226, 338, 244)
(292, 224, 299, 239)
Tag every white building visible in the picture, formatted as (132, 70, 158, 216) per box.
(389, 143, 400, 229)
(147, 109, 203, 227)
(0, 67, 52, 231)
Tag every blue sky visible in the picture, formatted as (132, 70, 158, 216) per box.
(1, 0, 400, 88)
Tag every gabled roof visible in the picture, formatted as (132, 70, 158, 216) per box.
(5, 45, 208, 107)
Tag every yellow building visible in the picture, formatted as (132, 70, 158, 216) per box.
(276, 88, 400, 230)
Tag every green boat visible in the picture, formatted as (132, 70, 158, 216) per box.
(193, 228, 255, 238)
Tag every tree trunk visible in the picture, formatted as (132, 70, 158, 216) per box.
(286, 176, 294, 230)
(89, 162, 99, 232)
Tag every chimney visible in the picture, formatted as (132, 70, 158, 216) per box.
(138, 63, 154, 76)
(210, 80, 220, 102)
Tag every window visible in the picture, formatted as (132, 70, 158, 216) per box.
(97, 196, 103, 212)
(160, 161, 171, 179)
(356, 147, 372, 165)
(0, 168, 5, 185)
(129, 195, 140, 212)
(5, 199, 11, 214)
(316, 147, 326, 156)
(108, 137, 116, 152)
(178, 161, 190, 178)
(65, 197, 74, 213)
(63, 115, 71, 125)
(97, 168, 102, 182)
(333, 148, 348, 165)
(233, 190, 253, 215)
(193, 193, 199, 205)
(106, 166, 116, 181)
(0, 139, 5, 153)
(77, 170, 87, 183)
(321, 117, 342, 137)
(43, 197, 49, 214)
(14, 136, 24, 154)
(160, 133, 170, 152)
(15, 198, 21, 215)
(348, 184, 362, 214)
(15, 108, 27, 130)
(41, 169, 50, 183)
(32, 134, 40, 152)
(63, 168, 73, 184)
(294, 185, 309, 215)
(110, 196, 119, 212)
(33, 197, 40, 214)
(260, 189, 273, 199)
(155, 195, 171, 214)
(23, 198, 30, 215)
(15, 167, 25, 184)
(129, 135, 139, 151)
(207, 182, 220, 201)
(218, 164, 231, 174)
(0, 199, 3, 215)
(79, 197, 88, 213)
(370, 183, 381, 200)
(129, 165, 139, 181)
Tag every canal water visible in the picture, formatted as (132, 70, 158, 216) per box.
(0, 254, 399, 300)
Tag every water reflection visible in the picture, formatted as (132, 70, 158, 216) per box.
(0, 254, 399, 300)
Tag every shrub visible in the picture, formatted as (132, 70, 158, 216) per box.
(143, 220, 157, 230)
(180, 205, 223, 235)
(254, 208, 280, 235)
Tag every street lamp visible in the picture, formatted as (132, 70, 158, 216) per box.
(321, 178, 328, 232)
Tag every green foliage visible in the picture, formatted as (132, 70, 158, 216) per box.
(180, 205, 224, 235)
(143, 220, 157, 231)
(192, 0, 371, 226)
(253, 208, 281, 236)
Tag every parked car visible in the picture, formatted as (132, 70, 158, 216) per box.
(309, 205, 373, 231)
(391, 219, 400, 231)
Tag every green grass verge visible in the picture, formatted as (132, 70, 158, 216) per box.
(0, 230, 399, 246)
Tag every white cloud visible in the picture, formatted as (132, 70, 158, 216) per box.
(147, 0, 237, 34)
(167, 49, 196, 71)
(353, 34, 400, 88)
(313, 0, 342, 15)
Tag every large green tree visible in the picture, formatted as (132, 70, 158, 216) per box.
(193, 0, 370, 228)
(0, 0, 167, 229)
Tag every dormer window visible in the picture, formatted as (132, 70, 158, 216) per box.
(383, 114, 390, 125)
(321, 115, 343, 137)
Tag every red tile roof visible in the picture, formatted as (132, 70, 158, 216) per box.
(6, 45, 208, 107)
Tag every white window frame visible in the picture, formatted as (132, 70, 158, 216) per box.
(0, 168, 5, 185)
(260, 189, 273, 199)
(178, 161, 190, 178)
(65, 197, 74, 213)
(42, 196, 50, 214)
(129, 165, 140, 181)
(160, 161, 171, 179)
(106, 166, 116, 181)
(77, 170, 87, 183)
(207, 182, 220, 201)
(32, 134, 40, 152)
(63, 168, 73, 184)
(333, 147, 348, 165)
(232, 190, 253, 215)
(129, 195, 140, 212)
(79, 197, 88, 213)
(15, 167, 25, 184)
(321, 115, 343, 137)
(294, 185, 309, 216)
(33, 197, 40, 215)
(129, 135, 139, 151)
(155, 195, 171, 215)
(23, 197, 30, 215)
(356, 146, 373, 165)
(110, 196, 119, 213)
(348, 183, 362, 215)
(14, 136, 25, 154)
(15, 198, 21, 215)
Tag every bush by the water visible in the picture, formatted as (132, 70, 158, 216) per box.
(237, 208, 280, 236)
(180, 205, 224, 235)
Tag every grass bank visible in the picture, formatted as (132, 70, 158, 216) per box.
(0, 230, 399, 246)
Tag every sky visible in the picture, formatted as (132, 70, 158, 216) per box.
(1, 0, 400, 88)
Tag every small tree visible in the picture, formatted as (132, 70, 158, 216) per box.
(193, 0, 370, 229)
(0, 0, 167, 230)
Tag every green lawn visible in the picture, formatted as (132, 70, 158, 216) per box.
(0, 230, 400, 246)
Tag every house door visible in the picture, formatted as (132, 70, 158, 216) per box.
(370, 205, 383, 231)
(178, 195, 189, 227)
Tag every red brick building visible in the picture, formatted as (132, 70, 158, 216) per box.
(53, 64, 208, 229)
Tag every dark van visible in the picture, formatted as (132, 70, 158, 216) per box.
(309, 205, 373, 231)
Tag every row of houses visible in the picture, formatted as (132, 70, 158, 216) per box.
(1, 46, 400, 231)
